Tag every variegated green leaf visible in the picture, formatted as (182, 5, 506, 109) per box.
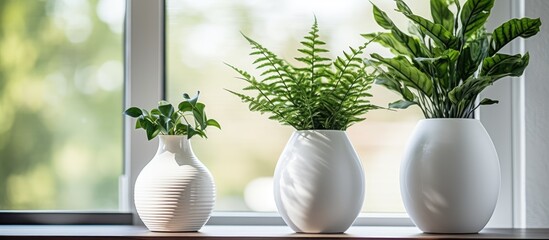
(389, 100, 416, 109)
(431, 0, 455, 32)
(460, 0, 495, 38)
(372, 53, 432, 96)
(489, 18, 542, 56)
(482, 53, 530, 78)
(405, 14, 458, 49)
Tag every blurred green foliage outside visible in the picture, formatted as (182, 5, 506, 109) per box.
(0, 0, 124, 210)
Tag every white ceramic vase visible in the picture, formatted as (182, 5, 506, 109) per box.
(134, 135, 215, 232)
(273, 130, 364, 233)
(401, 119, 500, 233)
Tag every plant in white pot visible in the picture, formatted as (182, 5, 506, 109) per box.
(124, 92, 221, 232)
(367, 0, 541, 233)
(227, 18, 381, 233)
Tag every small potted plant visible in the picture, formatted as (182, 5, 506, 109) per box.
(367, 0, 541, 233)
(227, 18, 381, 233)
(124, 92, 220, 232)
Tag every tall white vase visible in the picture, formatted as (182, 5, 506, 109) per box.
(401, 119, 500, 233)
(134, 135, 215, 232)
(273, 130, 364, 233)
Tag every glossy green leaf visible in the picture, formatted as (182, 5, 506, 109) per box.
(460, 0, 494, 38)
(124, 107, 142, 118)
(150, 109, 161, 116)
(389, 100, 416, 109)
(404, 14, 458, 49)
(479, 98, 499, 105)
(372, 4, 394, 30)
(489, 18, 542, 56)
(125, 90, 220, 140)
(372, 54, 432, 96)
(482, 53, 530, 79)
(193, 103, 207, 130)
(395, 0, 413, 15)
(457, 30, 489, 81)
(371, 4, 428, 58)
(178, 101, 193, 112)
(362, 33, 409, 56)
(431, 0, 455, 32)
(206, 119, 221, 129)
(184, 91, 200, 106)
(158, 103, 174, 117)
(448, 76, 493, 104)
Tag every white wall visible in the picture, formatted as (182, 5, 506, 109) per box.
(524, 0, 549, 228)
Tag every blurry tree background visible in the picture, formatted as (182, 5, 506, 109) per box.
(0, 0, 125, 210)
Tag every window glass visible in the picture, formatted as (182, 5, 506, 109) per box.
(166, 0, 426, 212)
(0, 0, 125, 210)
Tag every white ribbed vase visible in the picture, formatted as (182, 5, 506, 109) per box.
(273, 130, 365, 233)
(135, 135, 215, 232)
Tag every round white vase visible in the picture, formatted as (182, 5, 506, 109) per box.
(134, 135, 215, 232)
(401, 119, 500, 233)
(273, 130, 364, 233)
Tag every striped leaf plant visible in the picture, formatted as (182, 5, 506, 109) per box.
(367, 0, 541, 118)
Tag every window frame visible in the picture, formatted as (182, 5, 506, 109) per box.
(0, 0, 523, 227)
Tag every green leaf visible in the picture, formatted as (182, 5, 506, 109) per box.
(482, 53, 530, 79)
(193, 103, 207, 130)
(489, 18, 542, 56)
(206, 119, 221, 129)
(371, 4, 427, 58)
(372, 54, 432, 96)
(158, 103, 174, 117)
(431, 0, 455, 32)
(375, 76, 415, 102)
(404, 14, 458, 49)
(135, 117, 144, 129)
(389, 100, 416, 109)
(479, 98, 499, 105)
(448, 76, 493, 104)
(178, 101, 193, 112)
(460, 0, 495, 38)
(457, 30, 489, 81)
(150, 109, 161, 116)
(228, 19, 380, 130)
(362, 33, 409, 56)
(372, 4, 394, 30)
(183, 91, 200, 106)
(124, 107, 142, 118)
(186, 125, 199, 139)
(394, 0, 413, 15)
(142, 119, 159, 141)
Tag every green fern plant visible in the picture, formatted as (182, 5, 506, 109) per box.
(367, 0, 541, 118)
(227, 18, 380, 130)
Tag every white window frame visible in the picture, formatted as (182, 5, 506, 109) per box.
(125, 0, 528, 227)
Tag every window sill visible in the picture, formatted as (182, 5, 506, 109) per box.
(1, 225, 549, 239)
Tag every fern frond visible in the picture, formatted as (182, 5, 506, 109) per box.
(227, 19, 381, 130)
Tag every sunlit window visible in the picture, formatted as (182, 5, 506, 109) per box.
(0, 0, 125, 210)
(166, 0, 427, 212)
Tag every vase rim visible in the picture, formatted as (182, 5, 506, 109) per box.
(158, 135, 189, 139)
(420, 118, 479, 121)
(294, 129, 346, 133)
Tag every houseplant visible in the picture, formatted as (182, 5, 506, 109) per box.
(227, 18, 380, 233)
(367, 0, 541, 233)
(124, 92, 220, 232)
